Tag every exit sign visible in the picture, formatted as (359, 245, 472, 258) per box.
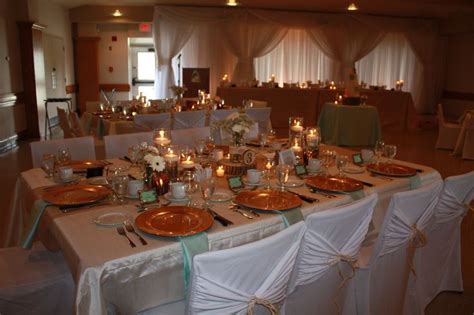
(139, 23, 151, 32)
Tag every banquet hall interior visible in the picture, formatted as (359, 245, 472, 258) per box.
(0, 0, 474, 314)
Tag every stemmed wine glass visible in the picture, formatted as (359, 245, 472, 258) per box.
(258, 132, 268, 150)
(336, 155, 349, 177)
(41, 154, 56, 178)
(57, 147, 71, 165)
(320, 150, 336, 175)
(200, 178, 215, 210)
(263, 158, 275, 190)
(384, 144, 397, 164)
(267, 129, 277, 144)
(374, 140, 385, 165)
(276, 164, 291, 191)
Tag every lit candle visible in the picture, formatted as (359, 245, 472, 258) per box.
(181, 156, 195, 169)
(265, 161, 273, 170)
(164, 149, 179, 163)
(306, 131, 317, 143)
(271, 74, 275, 82)
(154, 130, 171, 146)
(290, 121, 304, 133)
(216, 165, 225, 177)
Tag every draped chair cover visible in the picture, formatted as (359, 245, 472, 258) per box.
(134, 113, 172, 131)
(103, 132, 154, 159)
(57, 107, 75, 138)
(30, 137, 96, 168)
(405, 171, 474, 314)
(187, 222, 306, 314)
(245, 107, 272, 133)
(173, 110, 207, 129)
(170, 127, 211, 147)
(286, 194, 377, 315)
(354, 179, 443, 315)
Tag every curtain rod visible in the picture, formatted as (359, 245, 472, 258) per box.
(156, 4, 439, 22)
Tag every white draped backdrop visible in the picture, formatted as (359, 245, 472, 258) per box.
(152, 6, 441, 113)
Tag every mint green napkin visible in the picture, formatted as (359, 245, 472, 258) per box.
(409, 175, 422, 189)
(178, 233, 209, 294)
(347, 190, 365, 201)
(21, 200, 51, 249)
(276, 208, 304, 227)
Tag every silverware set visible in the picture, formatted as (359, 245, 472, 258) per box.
(116, 222, 148, 247)
(308, 188, 337, 199)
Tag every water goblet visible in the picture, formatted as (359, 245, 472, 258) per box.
(195, 139, 207, 157)
(205, 136, 215, 154)
(258, 132, 268, 149)
(200, 178, 215, 210)
(41, 154, 56, 178)
(57, 147, 71, 165)
(384, 144, 397, 164)
(264, 158, 275, 190)
(267, 129, 277, 143)
(276, 164, 291, 191)
(336, 155, 349, 177)
(374, 140, 385, 165)
(111, 175, 129, 204)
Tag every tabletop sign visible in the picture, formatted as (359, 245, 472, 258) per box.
(279, 149, 297, 166)
(227, 176, 244, 191)
(242, 149, 256, 166)
(294, 164, 308, 177)
(139, 189, 158, 206)
(352, 153, 363, 166)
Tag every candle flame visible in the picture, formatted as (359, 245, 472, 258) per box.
(186, 156, 191, 162)
(159, 130, 165, 137)
(159, 179, 163, 186)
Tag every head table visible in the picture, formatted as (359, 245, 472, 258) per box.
(6, 145, 440, 314)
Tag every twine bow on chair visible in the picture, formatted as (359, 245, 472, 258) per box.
(407, 223, 428, 279)
(333, 254, 358, 315)
(247, 296, 279, 315)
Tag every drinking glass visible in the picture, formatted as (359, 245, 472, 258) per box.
(111, 175, 129, 203)
(263, 158, 275, 190)
(41, 154, 56, 178)
(200, 178, 215, 210)
(374, 140, 385, 165)
(320, 150, 336, 175)
(205, 136, 215, 154)
(195, 139, 207, 156)
(267, 129, 277, 143)
(276, 164, 291, 191)
(127, 145, 141, 165)
(258, 132, 268, 149)
(336, 155, 349, 177)
(105, 165, 126, 202)
(57, 148, 71, 165)
(384, 144, 397, 164)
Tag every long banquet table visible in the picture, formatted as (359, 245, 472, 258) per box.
(8, 146, 441, 314)
(217, 87, 418, 134)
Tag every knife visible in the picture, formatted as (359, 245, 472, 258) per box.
(207, 208, 233, 226)
(59, 201, 106, 212)
(288, 190, 319, 203)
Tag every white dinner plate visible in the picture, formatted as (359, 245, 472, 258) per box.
(283, 178, 305, 188)
(210, 191, 233, 203)
(163, 192, 190, 202)
(94, 211, 131, 227)
(243, 178, 265, 187)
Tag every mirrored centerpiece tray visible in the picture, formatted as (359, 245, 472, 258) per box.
(366, 163, 416, 177)
(234, 190, 302, 211)
(42, 184, 111, 206)
(305, 175, 364, 193)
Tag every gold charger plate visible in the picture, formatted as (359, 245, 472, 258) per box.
(306, 175, 364, 193)
(62, 160, 109, 172)
(135, 206, 214, 237)
(42, 184, 111, 206)
(234, 190, 302, 211)
(366, 163, 416, 177)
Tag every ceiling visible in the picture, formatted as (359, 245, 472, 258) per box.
(52, 0, 474, 19)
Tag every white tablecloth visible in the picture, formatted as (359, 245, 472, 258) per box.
(6, 149, 441, 314)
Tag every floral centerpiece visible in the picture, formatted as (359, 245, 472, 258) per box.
(143, 146, 169, 195)
(214, 112, 254, 146)
(169, 85, 188, 99)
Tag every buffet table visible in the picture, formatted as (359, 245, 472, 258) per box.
(318, 103, 382, 146)
(216, 87, 418, 134)
(7, 147, 441, 314)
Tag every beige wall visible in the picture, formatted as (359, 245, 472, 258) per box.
(444, 32, 474, 93)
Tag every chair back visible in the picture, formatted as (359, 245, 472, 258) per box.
(85, 101, 101, 113)
(435, 171, 474, 223)
(173, 110, 207, 129)
(170, 127, 211, 147)
(363, 180, 443, 315)
(104, 132, 154, 159)
(286, 194, 377, 314)
(246, 107, 272, 133)
(134, 113, 171, 130)
(30, 136, 96, 168)
(188, 222, 306, 314)
(68, 111, 85, 137)
(57, 108, 74, 138)
(209, 109, 239, 144)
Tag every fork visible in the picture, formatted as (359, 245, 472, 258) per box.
(125, 222, 147, 245)
(116, 226, 136, 248)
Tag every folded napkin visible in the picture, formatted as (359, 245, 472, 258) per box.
(276, 208, 304, 227)
(409, 175, 422, 189)
(21, 200, 51, 249)
(178, 233, 209, 293)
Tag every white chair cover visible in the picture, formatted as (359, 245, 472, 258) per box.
(104, 132, 154, 159)
(57, 107, 74, 138)
(354, 180, 443, 315)
(286, 194, 377, 315)
(114, 123, 150, 135)
(188, 222, 306, 314)
(453, 113, 474, 159)
(246, 107, 272, 133)
(209, 109, 239, 144)
(435, 103, 461, 150)
(0, 242, 75, 315)
(405, 171, 474, 314)
(134, 113, 172, 130)
(173, 110, 207, 129)
(30, 136, 96, 168)
(170, 127, 211, 148)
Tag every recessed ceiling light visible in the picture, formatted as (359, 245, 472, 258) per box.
(226, 0, 239, 7)
(112, 9, 123, 17)
(347, 3, 358, 11)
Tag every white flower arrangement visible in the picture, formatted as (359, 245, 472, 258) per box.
(214, 112, 254, 145)
(144, 154, 166, 172)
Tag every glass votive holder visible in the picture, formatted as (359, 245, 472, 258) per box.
(289, 116, 304, 138)
(304, 126, 321, 149)
(153, 128, 171, 147)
